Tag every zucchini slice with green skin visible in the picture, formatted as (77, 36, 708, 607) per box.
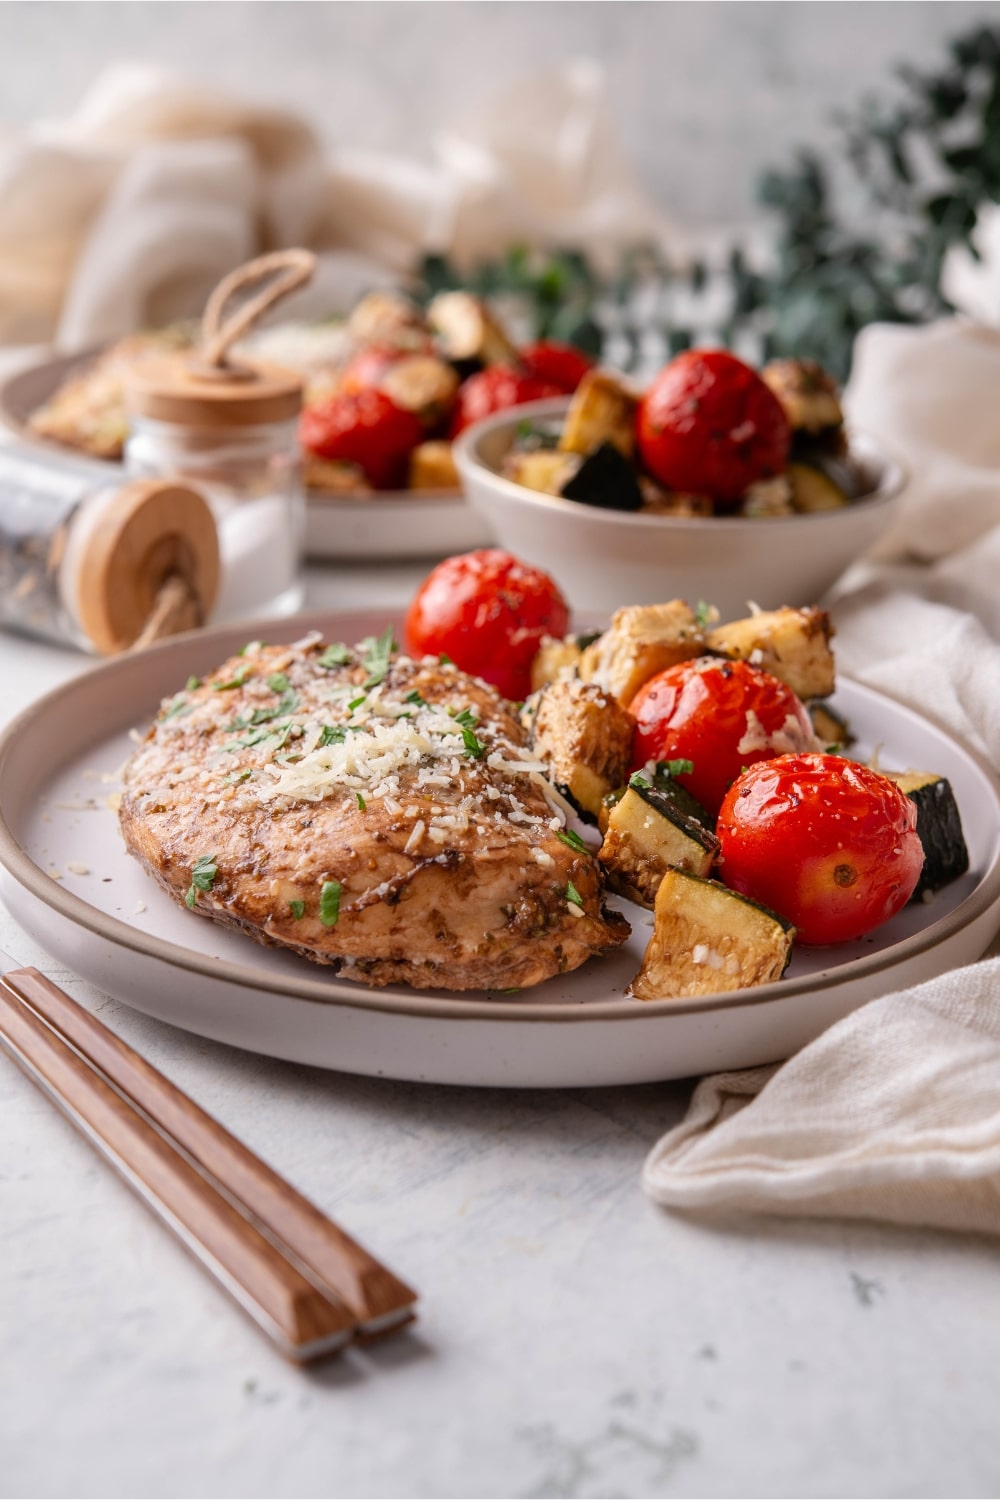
(881, 771, 970, 899)
(600, 781, 720, 908)
(631, 869, 795, 1001)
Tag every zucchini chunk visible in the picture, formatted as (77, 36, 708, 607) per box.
(560, 442, 643, 511)
(408, 440, 461, 491)
(881, 771, 970, 898)
(631, 869, 795, 1001)
(579, 600, 707, 706)
(787, 462, 849, 513)
(529, 632, 597, 692)
(706, 606, 835, 701)
(524, 678, 634, 823)
(761, 358, 844, 435)
(426, 291, 520, 366)
(810, 700, 853, 750)
(503, 448, 580, 496)
(558, 369, 638, 459)
(600, 779, 720, 908)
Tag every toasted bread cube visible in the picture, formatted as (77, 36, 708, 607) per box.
(558, 369, 638, 459)
(525, 678, 634, 823)
(706, 606, 835, 701)
(600, 781, 719, 908)
(579, 601, 706, 706)
(631, 869, 794, 1001)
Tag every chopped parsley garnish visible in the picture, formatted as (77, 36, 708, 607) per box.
(439, 652, 454, 666)
(319, 879, 342, 927)
(356, 792, 366, 810)
(318, 642, 352, 669)
(319, 724, 348, 747)
(222, 769, 251, 785)
(405, 689, 428, 707)
(694, 600, 714, 628)
(267, 672, 291, 694)
(449, 706, 478, 729)
(347, 694, 367, 712)
(223, 722, 293, 754)
(629, 772, 651, 791)
(226, 691, 300, 732)
(213, 666, 250, 692)
(239, 640, 263, 657)
(185, 676, 202, 692)
(557, 829, 588, 854)
(185, 855, 218, 909)
(163, 694, 194, 720)
(460, 726, 485, 758)
(825, 742, 842, 754)
(358, 625, 395, 689)
(288, 899, 305, 920)
(565, 880, 583, 908)
(655, 758, 694, 779)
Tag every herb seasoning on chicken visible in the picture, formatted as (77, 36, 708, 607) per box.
(119, 631, 629, 990)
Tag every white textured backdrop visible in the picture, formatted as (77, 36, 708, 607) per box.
(2, 0, 998, 235)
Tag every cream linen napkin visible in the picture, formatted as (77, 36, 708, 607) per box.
(0, 60, 678, 350)
(644, 317, 1000, 1235)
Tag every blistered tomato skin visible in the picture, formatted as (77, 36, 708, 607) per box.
(628, 658, 817, 817)
(404, 549, 569, 702)
(636, 349, 792, 503)
(518, 340, 594, 394)
(298, 389, 424, 489)
(716, 754, 924, 945)
(449, 367, 563, 437)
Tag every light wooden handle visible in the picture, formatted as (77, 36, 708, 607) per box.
(0, 980, 354, 1361)
(3, 966, 416, 1333)
(201, 249, 317, 370)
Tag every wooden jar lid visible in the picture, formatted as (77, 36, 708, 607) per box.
(72, 480, 221, 655)
(123, 356, 304, 428)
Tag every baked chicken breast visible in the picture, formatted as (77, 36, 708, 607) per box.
(119, 630, 630, 991)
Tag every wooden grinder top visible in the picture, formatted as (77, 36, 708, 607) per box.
(73, 479, 221, 656)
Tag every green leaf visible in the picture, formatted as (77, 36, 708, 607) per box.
(565, 880, 583, 908)
(460, 726, 486, 758)
(629, 772, 651, 791)
(185, 676, 202, 692)
(162, 694, 193, 720)
(267, 672, 291, 694)
(213, 666, 250, 692)
(358, 625, 396, 688)
(556, 829, 588, 854)
(356, 792, 366, 810)
(288, 899, 305, 920)
(319, 880, 342, 927)
(318, 642, 352, 669)
(319, 724, 347, 747)
(185, 855, 218, 909)
(656, 759, 695, 779)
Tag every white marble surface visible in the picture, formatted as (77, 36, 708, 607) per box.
(3, 561, 1000, 1499)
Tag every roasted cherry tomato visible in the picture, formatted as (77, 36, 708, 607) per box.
(449, 366, 562, 437)
(518, 340, 594, 394)
(404, 549, 569, 701)
(628, 657, 816, 817)
(716, 753, 924, 945)
(338, 344, 411, 394)
(636, 349, 791, 503)
(299, 389, 424, 489)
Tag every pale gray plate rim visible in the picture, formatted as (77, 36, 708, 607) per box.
(0, 606, 998, 1025)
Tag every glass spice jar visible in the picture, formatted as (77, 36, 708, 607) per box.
(0, 444, 219, 653)
(122, 250, 315, 625)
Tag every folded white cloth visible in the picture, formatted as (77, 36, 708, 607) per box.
(644, 316, 1000, 1235)
(643, 958, 1000, 1236)
(0, 60, 679, 350)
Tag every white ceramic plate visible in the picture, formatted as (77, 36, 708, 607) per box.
(1, 608, 998, 1088)
(0, 353, 494, 562)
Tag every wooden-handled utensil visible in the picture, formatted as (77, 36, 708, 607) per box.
(0, 949, 417, 1361)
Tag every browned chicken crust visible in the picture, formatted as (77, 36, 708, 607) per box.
(119, 633, 630, 991)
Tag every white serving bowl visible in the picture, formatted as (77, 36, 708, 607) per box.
(454, 398, 905, 619)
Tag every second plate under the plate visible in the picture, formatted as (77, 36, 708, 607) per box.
(1, 608, 998, 1087)
(0, 351, 494, 563)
